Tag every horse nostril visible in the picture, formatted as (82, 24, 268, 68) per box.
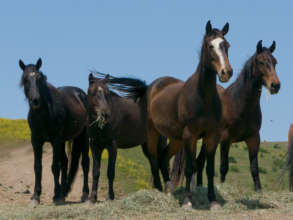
(221, 70, 226, 76)
(228, 69, 233, 77)
(271, 83, 280, 91)
(32, 99, 40, 107)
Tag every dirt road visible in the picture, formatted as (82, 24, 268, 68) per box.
(0, 142, 95, 205)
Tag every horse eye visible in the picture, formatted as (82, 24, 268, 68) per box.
(209, 45, 214, 49)
(259, 61, 265, 65)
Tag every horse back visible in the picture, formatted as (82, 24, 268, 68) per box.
(57, 86, 88, 139)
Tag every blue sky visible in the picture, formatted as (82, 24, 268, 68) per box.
(0, 1, 291, 141)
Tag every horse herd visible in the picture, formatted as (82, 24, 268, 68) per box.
(18, 20, 283, 209)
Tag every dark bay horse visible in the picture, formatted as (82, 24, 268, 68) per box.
(105, 21, 233, 208)
(19, 58, 90, 204)
(172, 40, 280, 192)
(87, 73, 167, 202)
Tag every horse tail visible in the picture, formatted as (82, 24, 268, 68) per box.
(65, 139, 82, 197)
(90, 71, 148, 101)
(170, 148, 186, 188)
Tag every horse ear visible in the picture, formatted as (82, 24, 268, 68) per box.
(104, 74, 110, 83)
(206, 20, 212, 35)
(36, 58, 42, 70)
(221, 22, 229, 36)
(269, 41, 276, 53)
(256, 40, 263, 54)
(19, 59, 25, 71)
(88, 73, 95, 84)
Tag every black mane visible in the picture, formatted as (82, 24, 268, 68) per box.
(90, 71, 148, 101)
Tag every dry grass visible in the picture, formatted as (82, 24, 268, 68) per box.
(1, 184, 293, 220)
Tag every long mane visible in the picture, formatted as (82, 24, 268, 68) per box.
(90, 71, 147, 101)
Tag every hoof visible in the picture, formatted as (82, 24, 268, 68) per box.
(30, 199, 40, 207)
(220, 176, 225, 183)
(107, 195, 114, 201)
(165, 181, 175, 194)
(210, 201, 221, 211)
(53, 197, 65, 205)
(85, 199, 94, 206)
(182, 197, 192, 209)
(81, 193, 89, 203)
(255, 188, 262, 193)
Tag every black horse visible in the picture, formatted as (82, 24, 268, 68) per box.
(19, 58, 90, 204)
(87, 73, 168, 202)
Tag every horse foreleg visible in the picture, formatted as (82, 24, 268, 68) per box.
(204, 131, 221, 207)
(182, 129, 198, 208)
(31, 137, 44, 204)
(89, 141, 102, 203)
(80, 131, 90, 202)
(51, 139, 63, 204)
(245, 134, 262, 192)
(107, 141, 117, 200)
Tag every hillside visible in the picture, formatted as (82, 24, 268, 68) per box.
(0, 118, 292, 219)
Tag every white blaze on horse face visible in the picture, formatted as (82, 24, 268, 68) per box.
(29, 72, 36, 77)
(211, 38, 225, 71)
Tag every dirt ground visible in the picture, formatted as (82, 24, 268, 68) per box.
(1, 143, 293, 220)
(0, 142, 99, 206)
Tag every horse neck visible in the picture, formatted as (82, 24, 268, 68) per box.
(185, 60, 218, 103)
(35, 83, 59, 118)
(229, 67, 262, 111)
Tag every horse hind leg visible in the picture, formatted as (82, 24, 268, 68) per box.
(245, 135, 262, 192)
(60, 142, 68, 198)
(196, 142, 206, 187)
(64, 137, 82, 198)
(220, 141, 230, 183)
(143, 126, 163, 191)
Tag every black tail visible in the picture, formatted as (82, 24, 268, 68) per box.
(90, 71, 148, 101)
(65, 140, 82, 197)
(170, 148, 186, 187)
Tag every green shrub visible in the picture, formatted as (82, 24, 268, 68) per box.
(258, 167, 267, 174)
(230, 165, 240, 173)
(0, 118, 30, 141)
(228, 156, 237, 163)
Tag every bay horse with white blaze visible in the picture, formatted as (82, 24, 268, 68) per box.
(107, 21, 233, 208)
(171, 40, 280, 192)
(19, 58, 90, 204)
(87, 73, 167, 202)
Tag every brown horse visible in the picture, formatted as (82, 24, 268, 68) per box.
(19, 58, 90, 205)
(172, 40, 280, 192)
(286, 123, 293, 191)
(87, 73, 168, 202)
(108, 21, 233, 208)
